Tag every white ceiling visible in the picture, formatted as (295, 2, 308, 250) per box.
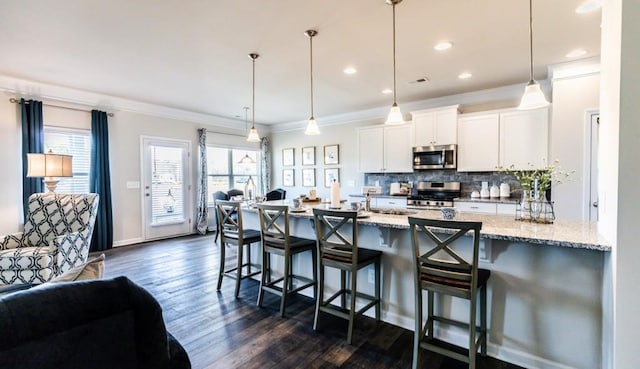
(0, 0, 601, 126)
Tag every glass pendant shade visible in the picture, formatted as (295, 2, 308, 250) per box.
(246, 127, 260, 142)
(305, 117, 320, 135)
(519, 0, 550, 111)
(518, 80, 549, 110)
(385, 103, 404, 125)
(247, 53, 261, 142)
(385, 0, 404, 125)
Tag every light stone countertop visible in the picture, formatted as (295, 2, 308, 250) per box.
(244, 201, 611, 252)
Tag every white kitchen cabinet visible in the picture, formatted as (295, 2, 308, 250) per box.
(457, 113, 500, 172)
(455, 201, 497, 214)
(412, 105, 459, 146)
(376, 197, 407, 209)
(497, 203, 517, 216)
(457, 107, 549, 172)
(499, 108, 549, 169)
(357, 124, 413, 173)
(456, 201, 518, 215)
(357, 126, 385, 172)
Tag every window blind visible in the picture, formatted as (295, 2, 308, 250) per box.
(44, 127, 91, 194)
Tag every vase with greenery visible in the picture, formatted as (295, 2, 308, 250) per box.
(499, 160, 573, 223)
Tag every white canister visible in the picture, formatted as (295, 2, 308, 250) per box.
(490, 184, 500, 198)
(500, 183, 511, 198)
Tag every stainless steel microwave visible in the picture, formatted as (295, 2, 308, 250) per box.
(412, 144, 457, 170)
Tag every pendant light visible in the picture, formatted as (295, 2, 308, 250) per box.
(238, 107, 256, 164)
(304, 29, 320, 135)
(385, 0, 404, 125)
(246, 53, 261, 142)
(518, 0, 550, 110)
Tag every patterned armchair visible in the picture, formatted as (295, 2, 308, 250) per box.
(0, 193, 99, 285)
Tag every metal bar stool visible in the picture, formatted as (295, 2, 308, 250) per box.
(408, 217, 489, 369)
(216, 200, 261, 298)
(256, 204, 316, 317)
(312, 208, 382, 345)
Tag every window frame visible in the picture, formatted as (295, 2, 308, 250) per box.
(206, 145, 261, 206)
(43, 126, 92, 194)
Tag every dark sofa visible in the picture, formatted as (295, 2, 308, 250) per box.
(0, 276, 190, 369)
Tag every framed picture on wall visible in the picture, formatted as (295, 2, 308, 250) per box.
(302, 168, 315, 187)
(282, 147, 294, 166)
(302, 146, 315, 166)
(324, 144, 339, 165)
(283, 169, 294, 187)
(324, 168, 339, 187)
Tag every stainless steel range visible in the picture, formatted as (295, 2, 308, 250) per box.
(407, 181, 461, 209)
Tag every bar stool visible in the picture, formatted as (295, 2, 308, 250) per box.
(256, 204, 316, 317)
(216, 200, 261, 298)
(408, 217, 489, 369)
(312, 208, 382, 345)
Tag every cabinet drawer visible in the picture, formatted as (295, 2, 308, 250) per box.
(496, 203, 517, 216)
(455, 202, 496, 214)
(376, 197, 407, 209)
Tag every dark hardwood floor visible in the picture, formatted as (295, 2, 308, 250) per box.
(100, 234, 524, 369)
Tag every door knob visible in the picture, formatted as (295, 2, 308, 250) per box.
(592, 201, 598, 208)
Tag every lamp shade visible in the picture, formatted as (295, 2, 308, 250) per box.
(385, 103, 404, 125)
(246, 127, 261, 142)
(27, 152, 73, 178)
(305, 117, 320, 135)
(518, 80, 550, 110)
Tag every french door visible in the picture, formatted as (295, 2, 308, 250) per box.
(141, 137, 192, 240)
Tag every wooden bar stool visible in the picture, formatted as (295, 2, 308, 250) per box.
(408, 217, 489, 369)
(216, 200, 261, 298)
(256, 204, 316, 317)
(312, 208, 382, 345)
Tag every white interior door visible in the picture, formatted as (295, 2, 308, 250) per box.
(588, 113, 599, 221)
(141, 137, 192, 240)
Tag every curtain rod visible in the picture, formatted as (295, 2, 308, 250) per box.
(9, 97, 114, 117)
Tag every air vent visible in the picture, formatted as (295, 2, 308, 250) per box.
(408, 77, 430, 84)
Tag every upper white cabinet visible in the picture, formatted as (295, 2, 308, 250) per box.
(357, 126, 385, 173)
(412, 105, 459, 146)
(357, 123, 413, 173)
(457, 107, 549, 172)
(457, 113, 500, 171)
(499, 108, 549, 170)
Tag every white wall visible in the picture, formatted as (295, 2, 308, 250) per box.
(550, 72, 600, 220)
(0, 91, 243, 246)
(599, 1, 640, 368)
(269, 119, 380, 201)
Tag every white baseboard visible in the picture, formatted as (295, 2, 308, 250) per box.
(112, 237, 144, 247)
(380, 310, 578, 369)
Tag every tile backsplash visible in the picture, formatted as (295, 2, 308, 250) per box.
(364, 170, 526, 198)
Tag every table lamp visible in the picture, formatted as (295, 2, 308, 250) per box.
(26, 150, 73, 192)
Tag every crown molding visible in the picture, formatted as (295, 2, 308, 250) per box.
(0, 74, 270, 134)
(270, 82, 541, 133)
(548, 56, 601, 81)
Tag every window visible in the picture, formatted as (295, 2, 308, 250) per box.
(44, 127, 91, 193)
(206, 147, 260, 203)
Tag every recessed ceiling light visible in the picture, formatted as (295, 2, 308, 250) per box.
(566, 49, 588, 58)
(343, 67, 357, 75)
(576, 0, 602, 14)
(434, 41, 453, 51)
(458, 72, 472, 80)
(382, 88, 393, 94)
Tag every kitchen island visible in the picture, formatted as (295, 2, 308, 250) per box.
(242, 201, 609, 369)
